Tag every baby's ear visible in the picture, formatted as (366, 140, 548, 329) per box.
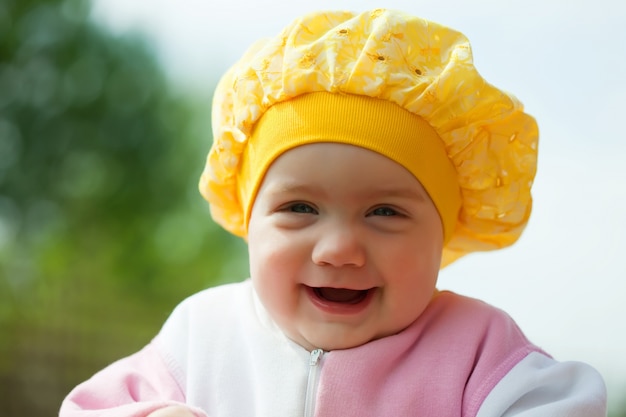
(146, 405, 198, 417)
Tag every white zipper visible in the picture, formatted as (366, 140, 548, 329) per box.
(304, 349, 324, 417)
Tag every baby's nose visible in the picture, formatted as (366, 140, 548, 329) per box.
(311, 225, 365, 267)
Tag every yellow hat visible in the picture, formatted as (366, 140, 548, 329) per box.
(200, 9, 539, 268)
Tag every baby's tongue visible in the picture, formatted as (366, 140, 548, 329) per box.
(317, 288, 366, 304)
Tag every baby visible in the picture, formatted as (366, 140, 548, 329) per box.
(60, 9, 607, 417)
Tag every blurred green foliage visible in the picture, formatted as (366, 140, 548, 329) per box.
(0, 0, 247, 415)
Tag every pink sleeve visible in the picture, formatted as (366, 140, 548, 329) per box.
(59, 342, 206, 417)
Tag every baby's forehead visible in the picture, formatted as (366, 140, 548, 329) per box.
(257, 143, 430, 197)
(267, 142, 414, 176)
(266, 142, 409, 170)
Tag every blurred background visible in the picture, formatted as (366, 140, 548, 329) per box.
(0, 0, 624, 416)
(0, 0, 248, 414)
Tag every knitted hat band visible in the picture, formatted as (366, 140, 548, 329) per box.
(238, 92, 461, 242)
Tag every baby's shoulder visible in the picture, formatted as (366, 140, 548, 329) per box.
(430, 290, 517, 323)
(422, 290, 539, 353)
(155, 280, 256, 343)
(172, 279, 254, 317)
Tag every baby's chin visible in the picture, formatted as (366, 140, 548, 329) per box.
(293, 327, 395, 352)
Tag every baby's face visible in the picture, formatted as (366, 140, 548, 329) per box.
(247, 143, 443, 351)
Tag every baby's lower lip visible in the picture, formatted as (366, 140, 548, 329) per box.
(305, 286, 375, 315)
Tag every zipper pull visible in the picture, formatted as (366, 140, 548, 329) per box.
(305, 349, 325, 417)
(310, 348, 323, 366)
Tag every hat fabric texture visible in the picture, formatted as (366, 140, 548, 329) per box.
(200, 8, 539, 268)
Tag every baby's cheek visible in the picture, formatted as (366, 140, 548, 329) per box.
(253, 271, 299, 313)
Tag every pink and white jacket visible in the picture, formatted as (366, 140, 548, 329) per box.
(60, 280, 607, 417)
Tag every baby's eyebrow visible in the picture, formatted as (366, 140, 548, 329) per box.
(267, 183, 428, 202)
(262, 183, 325, 199)
(270, 183, 317, 194)
(361, 188, 428, 202)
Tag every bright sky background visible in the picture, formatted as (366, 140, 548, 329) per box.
(92, 0, 626, 403)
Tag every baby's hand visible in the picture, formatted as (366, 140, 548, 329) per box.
(147, 405, 197, 417)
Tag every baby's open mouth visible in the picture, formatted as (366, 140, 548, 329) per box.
(313, 287, 371, 304)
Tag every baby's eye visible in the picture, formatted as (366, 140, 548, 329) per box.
(287, 203, 317, 214)
(370, 206, 398, 216)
